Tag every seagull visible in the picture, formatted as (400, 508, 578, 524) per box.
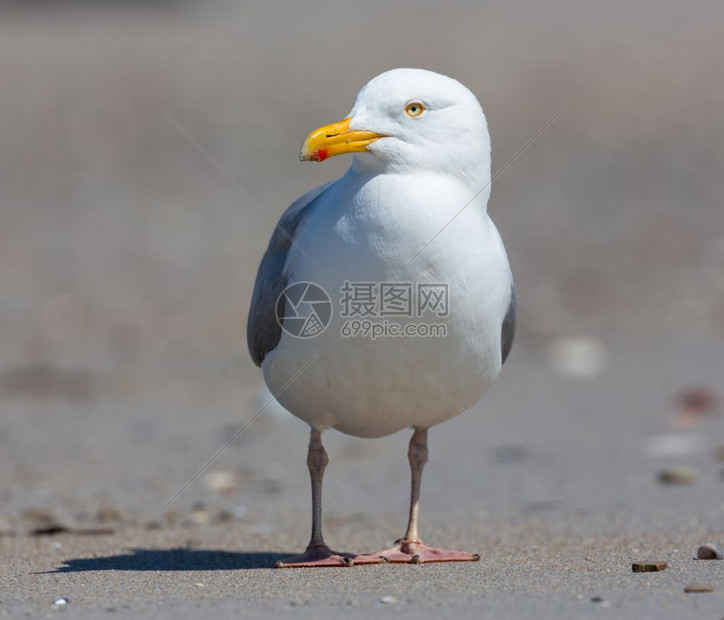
(247, 68, 516, 567)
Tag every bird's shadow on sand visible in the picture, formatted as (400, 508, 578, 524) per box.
(47, 548, 288, 572)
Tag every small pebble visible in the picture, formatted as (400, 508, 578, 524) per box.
(190, 510, 211, 525)
(697, 543, 723, 560)
(96, 507, 122, 523)
(162, 511, 178, 524)
(548, 337, 608, 380)
(632, 561, 667, 572)
(678, 386, 718, 415)
(145, 520, 163, 530)
(657, 467, 697, 485)
(380, 595, 398, 604)
(22, 508, 68, 536)
(644, 434, 705, 458)
(214, 509, 234, 523)
(685, 583, 713, 593)
(53, 598, 69, 606)
(203, 471, 239, 493)
(75, 527, 115, 536)
(194, 583, 204, 588)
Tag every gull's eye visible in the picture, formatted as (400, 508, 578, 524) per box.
(405, 101, 425, 118)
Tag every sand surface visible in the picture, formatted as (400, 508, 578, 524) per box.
(2, 342, 724, 618)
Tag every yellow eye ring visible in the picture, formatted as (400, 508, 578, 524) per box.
(405, 102, 425, 117)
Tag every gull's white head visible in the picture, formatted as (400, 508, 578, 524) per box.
(300, 68, 490, 186)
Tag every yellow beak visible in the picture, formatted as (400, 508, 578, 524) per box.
(300, 117, 385, 162)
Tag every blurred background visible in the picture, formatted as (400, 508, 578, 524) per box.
(0, 0, 723, 541)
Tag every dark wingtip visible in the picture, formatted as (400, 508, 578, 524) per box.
(501, 284, 517, 365)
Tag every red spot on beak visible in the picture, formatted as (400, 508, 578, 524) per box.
(312, 147, 329, 162)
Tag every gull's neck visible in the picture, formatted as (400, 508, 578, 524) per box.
(349, 154, 492, 212)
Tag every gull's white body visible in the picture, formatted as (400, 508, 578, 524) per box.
(263, 169, 512, 437)
(251, 68, 514, 438)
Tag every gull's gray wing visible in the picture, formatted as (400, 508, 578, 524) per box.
(247, 182, 333, 367)
(501, 283, 516, 365)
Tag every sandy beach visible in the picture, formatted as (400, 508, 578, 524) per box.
(2, 341, 724, 618)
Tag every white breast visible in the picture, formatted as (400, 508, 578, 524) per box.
(263, 170, 512, 438)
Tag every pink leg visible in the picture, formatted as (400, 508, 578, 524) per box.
(275, 429, 381, 568)
(356, 428, 480, 565)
